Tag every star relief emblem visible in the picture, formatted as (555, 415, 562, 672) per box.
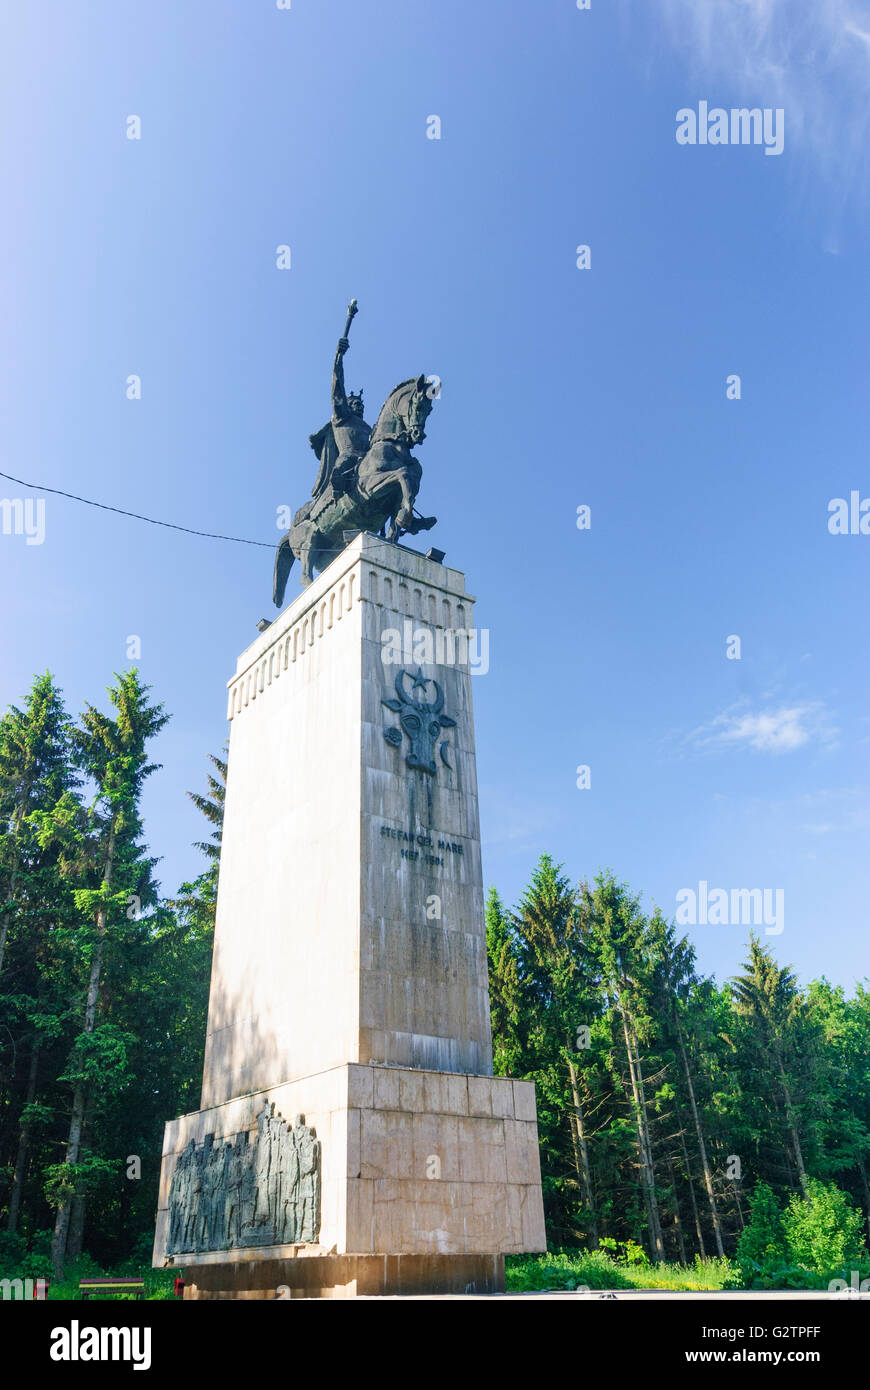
(382, 666, 457, 776)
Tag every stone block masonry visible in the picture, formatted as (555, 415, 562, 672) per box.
(154, 535, 545, 1297)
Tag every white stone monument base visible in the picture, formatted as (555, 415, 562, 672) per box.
(154, 1062, 546, 1299)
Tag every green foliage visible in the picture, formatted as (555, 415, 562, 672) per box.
(735, 1178, 868, 1287)
(485, 888, 524, 1078)
(2, 666, 869, 1289)
(44, 1156, 120, 1209)
(187, 747, 227, 862)
(58, 1025, 137, 1088)
(735, 1182, 787, 1284)
(0, 1228, 55, 1282)
(506, 1250, 739, 1292)
(0, 1230, 26, 1267)
(622, 1238, 650, 1267)
(782, 1179, 867, 1279)
(45, 1255, 178, 1301)
(489, 858, 870, 1274)
(598, 1235, 649, 1265)
(0, 676, 214, 1274)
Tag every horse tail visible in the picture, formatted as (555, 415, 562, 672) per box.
(273, 534, 295, 608)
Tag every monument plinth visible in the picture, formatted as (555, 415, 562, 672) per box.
(153, 534, 545, 1297)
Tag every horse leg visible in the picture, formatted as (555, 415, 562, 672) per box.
(289, 521, 313, 586)
(374, 476, 414, 540)
(273, 534, 295, 608)
(394, 475, 416, 530)
(302, 527, 333, 584)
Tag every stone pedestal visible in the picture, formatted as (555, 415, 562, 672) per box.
(153, 535, 545, 1297)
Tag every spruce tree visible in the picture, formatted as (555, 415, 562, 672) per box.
(0, 675, 78, 1234)
(485, 887, 524, 1077)
(42, 670, 168, 1276)
(731, 936, 822, 1202)
(0, 673, 75, 979)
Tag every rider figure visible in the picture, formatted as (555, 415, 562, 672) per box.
(272, 300, 439, 607)
(311, 329, 371, 501)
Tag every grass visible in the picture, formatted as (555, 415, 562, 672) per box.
(506, 1250, 741, 1292)
(45, 1267, 178, 1300)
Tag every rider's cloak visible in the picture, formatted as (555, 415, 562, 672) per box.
(309, 420, 338, 500)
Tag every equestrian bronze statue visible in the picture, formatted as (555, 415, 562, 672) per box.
(272, 300, 438, 605)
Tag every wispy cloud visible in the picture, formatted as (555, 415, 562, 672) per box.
(688, 699, 838, 754)
(651, 0, 870, 194)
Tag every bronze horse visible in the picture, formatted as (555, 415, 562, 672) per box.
(273, 375, 436, 604)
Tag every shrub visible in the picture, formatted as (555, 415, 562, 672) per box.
(115, 1232, 156, 1276)
(0, 1232, 26, 1270)
(735, 1182, 787, 1286)
(783, 1180, 867, 1281)
(19, 1229, 53, 1281)
(0, 1229, 54, 1283)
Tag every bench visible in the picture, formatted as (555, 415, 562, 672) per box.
(79, 1277, 145, 1301)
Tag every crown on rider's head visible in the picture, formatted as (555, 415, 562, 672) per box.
(348, 389, 364, 403)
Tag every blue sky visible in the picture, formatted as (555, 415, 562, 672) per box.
(1, 0, 868, 989)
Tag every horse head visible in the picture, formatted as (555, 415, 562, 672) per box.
(371, 375, 433, 447)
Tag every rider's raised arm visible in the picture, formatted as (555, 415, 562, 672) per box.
(331, 338, 349, 420)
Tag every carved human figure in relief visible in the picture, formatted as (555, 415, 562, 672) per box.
(253, 1102, 274, 1231)
(267, 1108, 287, 1241)
(239, 1131, 257, 1237)
(280, 1122, 301, 1244)
(165, 1103, 322, 1255)
(226, 1133, 245, 1247)
(188, 1139, 206, 1249)
(293, 1113, 321, 1243)
(168, 1141, 195, 1252)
